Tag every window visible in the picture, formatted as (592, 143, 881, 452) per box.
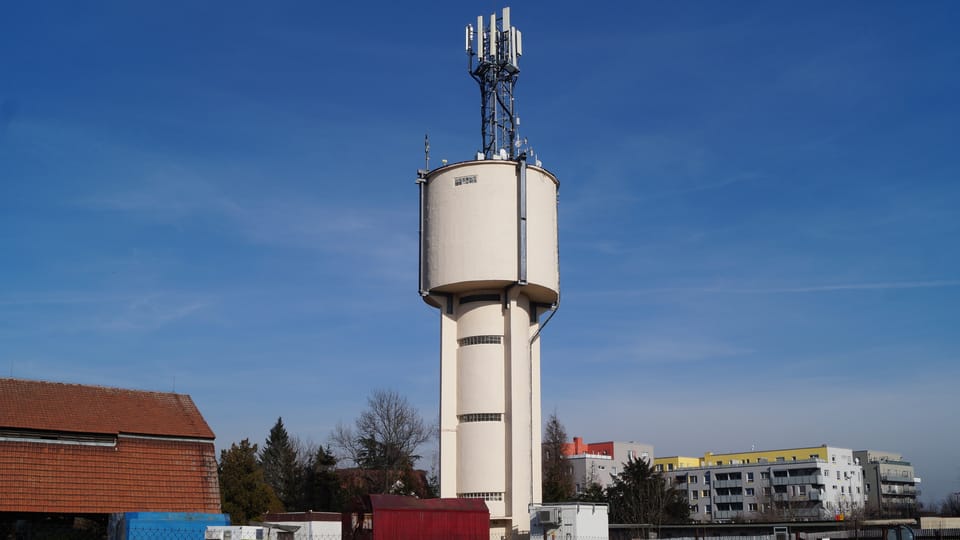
(691, 475, 698, 484)
(457, 413, 502, 422)
(841, 486, 846, 493)
(763, 487, 772, 495)
(798, 485, 806, 494)
(776, 457, 785, 462)
(642, 451, 650, 460)
(747, 472, 755, 482)
(857, 487, 861, 494)
(761, 472, 770, 479)
(457, 335, 502, 346)
(837, 471, 841, 480)
(748, 503, 758, 511)
(745, 488, 755, 496)
(459, 293, 500, 304)
(668, 464, 674, 471)
(692, 492, 699, 500)
(702, 490, 710, 497)
(716, 461, 723, 465)
(705, 505, 712, 513)
(690, 505, 699, 512)
(655, 464, 663, 472)
(792, 456, 797, 461)
(810, 454, 818, 459)
(458, 492, 503, 501)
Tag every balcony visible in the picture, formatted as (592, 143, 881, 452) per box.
(881, 474, 915, 484)
(714, 479, 743, 488)
(789, 508, 825, 519)
(772, 474, 826, 486)
(881, 485, 918, 496)
(773, 492, 821, 502)
(715, 495, 744, 503)
(713, 510, 740, 520)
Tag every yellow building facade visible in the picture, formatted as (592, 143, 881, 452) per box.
(655, 445, 835, 472)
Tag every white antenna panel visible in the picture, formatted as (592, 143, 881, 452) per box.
(516, 29, 522, 56)
(465, 25, 471, 52)
(510, 27, 518, 66)
(502, 7, 510, 40)
(477, 16, 484, 57)
(489, 14, 496, 59)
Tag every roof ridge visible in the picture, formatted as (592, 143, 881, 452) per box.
(0, 376, 190, 397)
(0, 377, 215, 440)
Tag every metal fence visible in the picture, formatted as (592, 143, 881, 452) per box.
(802, 530, 960, 540)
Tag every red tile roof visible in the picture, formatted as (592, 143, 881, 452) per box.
(0, 436, 221, 513)
(0, 378, 221, 514)
(0, 378, 214, 439)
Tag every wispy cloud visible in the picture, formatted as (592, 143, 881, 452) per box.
(95, 294, 212, 331)
(78, 172, 415, 281)
(591, 279, 960, 297)
(552, 334, 751, 366)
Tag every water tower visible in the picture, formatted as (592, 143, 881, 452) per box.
(417, 7, 560, 536)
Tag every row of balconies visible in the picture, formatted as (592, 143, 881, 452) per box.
(773, 491, 822, 502)
(881, 485, 918, 496)
(713, 479, 743, 488)
(712, 508, 822, 520)
(771, 474, 827, 486)
(880, 473, 916, 484)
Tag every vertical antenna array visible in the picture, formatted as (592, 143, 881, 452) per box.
(466, 7, 523, 160)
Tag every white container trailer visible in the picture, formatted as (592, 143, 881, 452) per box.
(530, 503, 608, 540)
(205, 526, 273, 540)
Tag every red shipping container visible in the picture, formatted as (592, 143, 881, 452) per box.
(343, 494, 489, 540)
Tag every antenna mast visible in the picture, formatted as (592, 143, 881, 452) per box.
(466, 7, 523, 160)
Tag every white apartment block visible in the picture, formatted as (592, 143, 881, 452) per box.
(563, 438, 654, 495)
(661, 447, 866, 522)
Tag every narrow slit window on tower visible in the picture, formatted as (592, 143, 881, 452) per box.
(459, 293, 501, 304)
(457, 413, 502, 422)
(458, 492, 503, 501)
(457, 335, 502, 346)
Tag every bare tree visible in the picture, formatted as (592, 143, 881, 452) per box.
(942, 492, 960, 517)
(331, 389, 433, 495)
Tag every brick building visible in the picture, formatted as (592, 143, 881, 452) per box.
(0, 378, 221, 515)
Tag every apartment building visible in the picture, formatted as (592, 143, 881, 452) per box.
(656, 445, 865, 522)
(562, 437, 654, 495)
(854, 450, 920, 518)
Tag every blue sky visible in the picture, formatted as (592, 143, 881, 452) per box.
(2, 1, 958, 504)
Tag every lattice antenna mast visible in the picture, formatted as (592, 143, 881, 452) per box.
(466, 7, 523, 160)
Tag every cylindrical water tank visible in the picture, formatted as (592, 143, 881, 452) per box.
(421, 160, 559, 305)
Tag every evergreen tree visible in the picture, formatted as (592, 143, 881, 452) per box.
(219, 439, 282, 524)
(575, 482, 608, 503)
(301, 445, 344, 511)
(606, 456, 688, 526)
(260, 417, 301, 510)
(541, 412, 575, 502)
